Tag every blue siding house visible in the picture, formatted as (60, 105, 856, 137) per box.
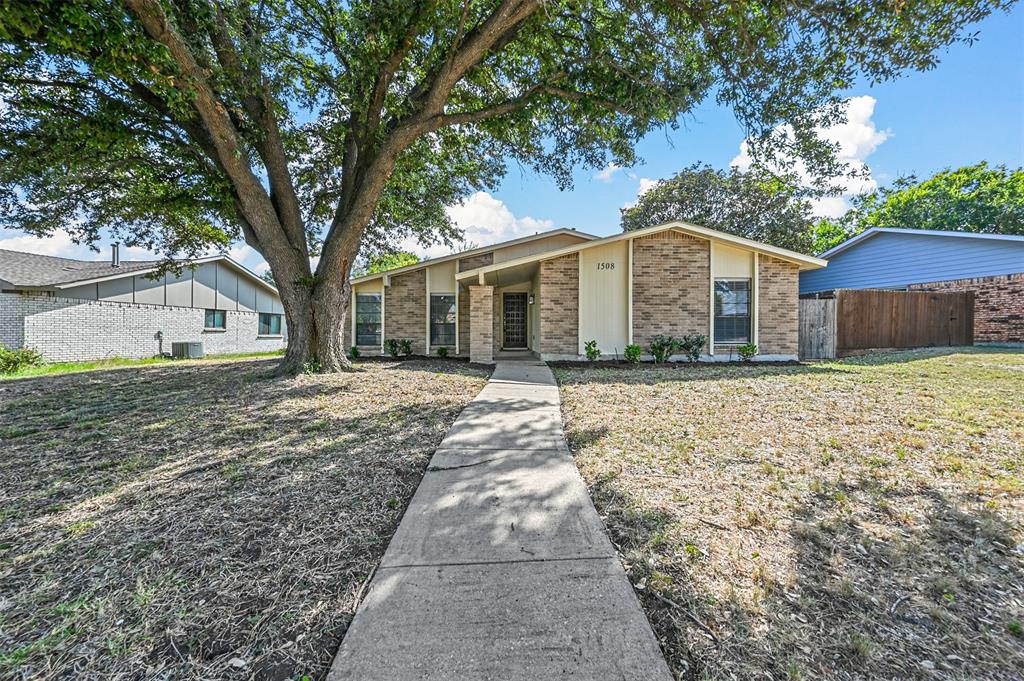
(800, 228, 1024, 294)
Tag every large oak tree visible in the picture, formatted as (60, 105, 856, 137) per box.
(0, 0, 1011, 372)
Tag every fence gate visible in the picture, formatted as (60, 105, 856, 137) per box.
(799, 297, 837, 359)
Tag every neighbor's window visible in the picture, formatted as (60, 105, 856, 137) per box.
(430, 294, 456, 346)
(204, 309, 226, 329)
(259, 313, 282, 336)
(355, 293, 382, 346)
(714, 279, 751, 343)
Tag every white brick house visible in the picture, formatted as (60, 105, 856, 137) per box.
(0, 247, 286, 361)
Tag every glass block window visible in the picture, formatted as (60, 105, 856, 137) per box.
(258, 313, 282, 335)
(714, 279, 751, 344)
(430, 294, 456, 346)
(355, 294, 382, 346)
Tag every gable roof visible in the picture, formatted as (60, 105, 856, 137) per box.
(454, 221, 827, 282)
(819, 227, 1024, 260)
(350, 228, 597, 284)
(0, 249, 277, 293)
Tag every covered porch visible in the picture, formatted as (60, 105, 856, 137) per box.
(460, 260, 541, 364)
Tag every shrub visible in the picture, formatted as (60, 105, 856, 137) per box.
(648, 335, 679, 363)
(738, 342, 758, 362)
(349, 345, 361, 359)
(436, 346, 449, 358)
(624, 344, 642, 364)
(678, 334, 707, 362)
(398, 339, 413, 357)
(584, 340, 600, 361)
(383, 339, 400, 357)
(0, 347, 44, 374)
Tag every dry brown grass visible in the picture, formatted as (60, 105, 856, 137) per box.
(555, 348, 1023, 680)
(0, 357, 488, 680)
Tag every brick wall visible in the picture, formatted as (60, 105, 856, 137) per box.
(539, 254, 579, 356)
(631, 232, 710, 351)
(909, 272, 1024, 343)
(457, 286, 470, 356)
(469, 285, 494, 364)
(458, 252, 494, 272)
(383, 269, 426, 354)
(757, 255, 799, 357)
(0, 292, 285, 361)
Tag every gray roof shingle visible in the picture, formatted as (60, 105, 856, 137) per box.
(0, 249, 160, 287)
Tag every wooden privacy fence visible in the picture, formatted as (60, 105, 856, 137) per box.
(799, 289, 974, 360)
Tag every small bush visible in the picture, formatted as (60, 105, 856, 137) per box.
(648, 335, 679, 363)
(624, 344, 642, 364)
(584, 340, 600, 361)
(398, 339, 413, 357)
(678, 334, 707, 362)
(436, 346, 449, 358)
(349, 345, 361, 359)
(737, 342, 757, 362)
(383, 339, 400, 357)
(0, 347, 44, 374)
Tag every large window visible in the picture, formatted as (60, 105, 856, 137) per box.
(430, 294, 456, 346)
(204, 309, 226, 330)
(259, 313, 282, 336)
(714, 279, 751, 344)
(355, 293, 382, 346)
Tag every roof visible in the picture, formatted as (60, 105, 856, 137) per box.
(0, 249, 277, 293)
(350, 228, 598, 283)
(454, 221, 827, 283)
(819, 227, 1024, 259)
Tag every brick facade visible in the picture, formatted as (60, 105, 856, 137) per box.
(909, 272, 1024, 344)
(383, 269, 426, 354)
(469, 285, 494, 364)
(457, 286, 470, 355)
(458, 252, 494, 272)
(539, 254, 579, 356)
(0, 292, 285, 361)
(757, 255, 799, 357)
(631, 232, 710, 351)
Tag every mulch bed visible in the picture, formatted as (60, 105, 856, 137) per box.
(0, 357, 489, 680)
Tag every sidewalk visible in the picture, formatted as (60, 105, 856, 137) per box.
(328, 359, 672, 680)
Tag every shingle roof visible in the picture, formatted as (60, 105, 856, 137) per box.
(0, 249, 161, 287)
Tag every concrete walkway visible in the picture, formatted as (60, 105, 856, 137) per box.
(328, 359, 672, 680)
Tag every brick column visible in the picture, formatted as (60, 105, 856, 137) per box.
(469, 285, 495, 364)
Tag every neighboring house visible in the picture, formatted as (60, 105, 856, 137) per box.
(800, 228, 1024, 344)
(344, 223, 826, 363)
(0, 246, 286, 361)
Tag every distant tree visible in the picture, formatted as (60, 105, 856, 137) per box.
(621, 164, 815, 253)
(358, 251, 420, 276)
(810, 217, 856, 255)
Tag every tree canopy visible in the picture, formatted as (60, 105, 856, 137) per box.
(0, 0, 1011, 371)
(812, 162, 1024, 253)
(620, 164, 815, 252)
(359, 250, 421, 276)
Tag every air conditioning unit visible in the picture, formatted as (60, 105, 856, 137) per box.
(171, 342, 204, 359)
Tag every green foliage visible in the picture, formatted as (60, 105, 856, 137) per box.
(349, 346, 360, 359)
(624, 344, 642, 364)
(383, 339, 400, 358)
(622, 164, 814, 252)
(584, 340, 600, 361)
(738, 343, 758, 362)
(436, 346, 448, 358)
(302, 359, 321, 374)
(1009, 620, 1023, 638)
(678, 334, 707, 362)
(0, 346, 44, 374)
(648, 335, 680, 363)
(360, 252, 420, 276)
(398, 339, 413, 357)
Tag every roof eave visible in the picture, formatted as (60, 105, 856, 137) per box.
(49, 255, 279, 293)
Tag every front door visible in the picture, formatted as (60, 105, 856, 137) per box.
(503, 292, 528, 348)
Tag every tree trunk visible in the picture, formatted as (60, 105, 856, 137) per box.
(274, 276, 353, 375)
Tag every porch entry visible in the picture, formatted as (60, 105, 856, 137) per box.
(502, 292, 529, 348)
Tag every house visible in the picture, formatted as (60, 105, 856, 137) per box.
(344, 223, 827, 363)
(800, 228, 1024, 344)
(0, 245, 286, 361)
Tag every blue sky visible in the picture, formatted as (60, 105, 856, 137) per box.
(2, 5, 1022, 267)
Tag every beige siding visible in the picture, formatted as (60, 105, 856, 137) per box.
(193, 263, 217, 309)
(165, 270, 192, 307)
(492, 233, 590, 264)
(578, 241, 629, 356)
(712, 243, 753, 278)
(134, 274, 164, 305)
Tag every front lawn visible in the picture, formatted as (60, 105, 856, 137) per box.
(555, 348, 1023, 680)
(0, 357, 488, 679)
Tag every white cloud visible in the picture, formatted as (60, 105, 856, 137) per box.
(622, 177, 660, 210)
(400, 191, 557, 259)
(0, 229, 88, 259)
(593, 162, 623, 183)
(731, 95, 890, 218)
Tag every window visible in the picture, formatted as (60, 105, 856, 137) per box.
(355, 293, 382, 346)
(714, 279, 751, 343)
(204, 309, 226, 329)
(430, 294, 456, 346)
(259, 313, 282, 336)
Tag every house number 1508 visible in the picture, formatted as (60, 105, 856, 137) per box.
(597, 262, 615, 270)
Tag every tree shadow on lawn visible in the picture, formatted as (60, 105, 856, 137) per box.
(0, 359, 487, 680)
(828, 346, 1023, 367)
(589, 469, 1024, 680)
